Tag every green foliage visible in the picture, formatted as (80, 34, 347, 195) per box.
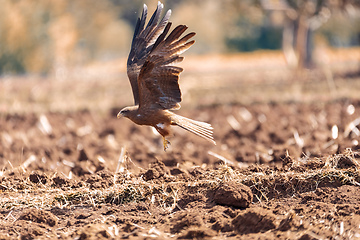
(0, 52, 26, 75)
(226, 26, 283, 52)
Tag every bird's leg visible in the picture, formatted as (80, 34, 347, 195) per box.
(162, 136, 171, 151)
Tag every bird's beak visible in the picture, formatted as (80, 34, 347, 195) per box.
(117, 112, 122, 119)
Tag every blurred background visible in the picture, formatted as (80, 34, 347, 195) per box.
(0, 0, 360, 112)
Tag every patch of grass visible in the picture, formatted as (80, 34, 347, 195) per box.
(240, 151, 360, 202)
(0, 152, 359, 210)
(105, 185, 146, 204)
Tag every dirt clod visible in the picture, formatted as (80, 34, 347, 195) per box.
(19, 224, 45, 240)
(142, 159, 169, 181)
(177, 193, 206, 209)
(52, 175, 71, 187)
(213, 182, 253, 208)
(18, 209, 58, 227)
(232, 207, 277, 234)
(72, 224, 111, 239)
(29, 171, 47, 184)
(335, 155, 359, 169)
(85, 171, 113, 189)
(178, 227, 217, 239)
(171, 211, 205, 234)
(278, 212, 304, 231)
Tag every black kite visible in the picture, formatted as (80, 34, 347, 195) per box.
(118, 2, 215, 150)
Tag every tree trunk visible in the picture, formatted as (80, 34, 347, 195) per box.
(282, 15, 313, 70)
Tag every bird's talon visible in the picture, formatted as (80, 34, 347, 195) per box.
(163, 137, 170, 151)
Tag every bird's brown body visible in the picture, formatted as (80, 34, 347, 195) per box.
(120, 106, 172, 136)
(118, 2, 215, 150)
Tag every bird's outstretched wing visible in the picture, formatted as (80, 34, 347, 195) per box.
(137, 23, 195, 110)
(127, 2, 171, 105)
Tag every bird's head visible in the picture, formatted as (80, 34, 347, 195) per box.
(117, 106, 138, 119)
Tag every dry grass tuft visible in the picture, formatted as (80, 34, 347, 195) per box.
(241, 150, 360, 202)
(0, 151, 359, 210)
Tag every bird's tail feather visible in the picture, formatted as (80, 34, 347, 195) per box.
(171, 114, 216, 145)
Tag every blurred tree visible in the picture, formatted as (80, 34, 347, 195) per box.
(0, 0, 132, 76)
(109, 0, 145, 27)
(261, 0, 360, 69)
(171, 1, 228, 53)
(223, 0, 283, 52)
(0, 1, 51, 74)
(0, 0, 358, 75)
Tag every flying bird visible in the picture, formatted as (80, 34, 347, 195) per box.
(117, 2, 215, 150)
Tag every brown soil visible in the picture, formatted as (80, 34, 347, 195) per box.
(1, 54, 360, 239)
(1, 98, 360, 239)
